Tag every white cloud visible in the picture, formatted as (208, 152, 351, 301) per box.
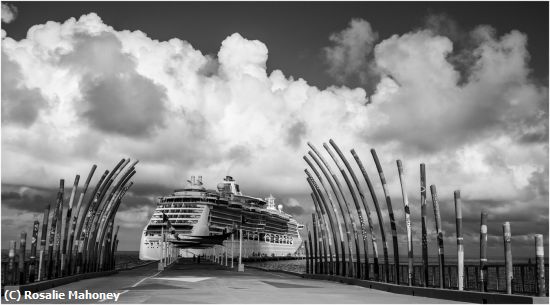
(1, 3, 17, 23)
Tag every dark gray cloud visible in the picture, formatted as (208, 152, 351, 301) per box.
(1, 52, 48, 126)
(61, 32, 167, 138)
(285, 120, 307, 149)
(1, 185, 56, 213)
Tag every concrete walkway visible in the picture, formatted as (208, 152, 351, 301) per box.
(11, 259, 467, 303)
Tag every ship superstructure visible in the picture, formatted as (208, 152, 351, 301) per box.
(139, 176, 304, 260)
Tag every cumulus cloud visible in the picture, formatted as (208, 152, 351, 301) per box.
(1, 13, 547, 252)
(1, 3, 17, 23)
(324, 18, 378, 85)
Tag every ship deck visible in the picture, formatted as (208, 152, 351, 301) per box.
(4, 259, 468, 304)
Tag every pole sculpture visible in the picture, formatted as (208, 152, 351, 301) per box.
(304, 157, 345, 276)
(38, 205, 50, 281)
(308, 144, 358, 278)
(8, 241, 16, 285)
(48, 179, 64, 279)
(305, 239, 310, 274)
(306, 172, 339, 275)
(307, 150, 354, 277)
(29, 220, 40, 282)
(62, 174, 80, 276)
(397, 160, 413, 286)
(480, 211, 488, 292)
(75, 170, 109, 273)
(430, 185, 445, 288)
(327, 140, 373, 280)
(503, 222, 513, 294)
(54, 181, 65, 277)
(331, 140, 380, 280)
(68, 164, 96, 275)
(308, 229, 314, 274)
(454, 190, 464, 290)
(371, 149, 400, 284)
(19, 232, 27, 284)
(110, 225, 120, 270)
(420, 164, 429, 286)
(312, 214, 320, 274)
(310, 192, 330, 274)
(535, 234, 545, 297)
(85, 159, 128, 271)
(351, 149, 389, 282)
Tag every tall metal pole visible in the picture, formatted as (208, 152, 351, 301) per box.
(29, 220, 40, 283)
(430, 185, 445, 288)
(231, 230, 234, 269)
(312, 213, 319, 274)
(371, 149, 399, 284)
(308, 230, 314, 274)
(306, 173, 337, 276)
(48, 179, 64, 279)
(54, 180, 65, 277)
(310, 191, 331, 274)
(68, 164, 96, 275)
(308, 144, 356, 278)
(420, 164, 429, 286)
(351, 149, 388, 282)
(327, 140, 375, 280)
(19, 232, 27, 284)
(503, 222, 513, 294)
(331, 140, 380, 281)
(397, 160, 413, 286)
(535, 234, 545, 297)
(454, 190, 464, 290)
(480, 211, 488, 292)
(305, 239, 310, 274)
(62, 174, 80, 276)
(8, 241, 16, 285)
(38, 205, 50, 281)
(304, 156, 345, 276)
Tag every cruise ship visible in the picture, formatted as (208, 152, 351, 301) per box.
(139, 176, 304, 260)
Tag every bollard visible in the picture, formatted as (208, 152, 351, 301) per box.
(420, 164, 429, 287)
(19, 232, 27, 284)
(503, 222, 513, 294)
(8, 240, 16, 285)
(535, 234, 545, 297)
(29, 220, 40, 282)
(480, 211, 488, 292)
(430, 185, 445, 289)
(454, 191, 464, 290)
(397, 160, 414, 286)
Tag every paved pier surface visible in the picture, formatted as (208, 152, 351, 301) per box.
(12, 259, 466, 304)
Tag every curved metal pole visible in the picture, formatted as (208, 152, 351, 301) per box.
(47, 179, 64, 279)
(306, 173, 337, 275)
(371, 149, 400, 284)
(350, 149, 390, 282)
(397, 160, 414, 286)
(330, 139, 379, 281)
(68, 164, 96, 275)
(96, 170, 136, 268)
(304, 158, 345, 276)
(308, 144, 356, 278)
(95, 165, 137, 248)
(312, 213, 320, 274)
(324, 142, 366, 279)
(84, 158, 127, 271)
(75, 170, 108, 247)
(310, 192, 330, 274)
(62, 174, 80, 276)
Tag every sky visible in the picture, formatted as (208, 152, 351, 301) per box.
(1, 2, 548, 259)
